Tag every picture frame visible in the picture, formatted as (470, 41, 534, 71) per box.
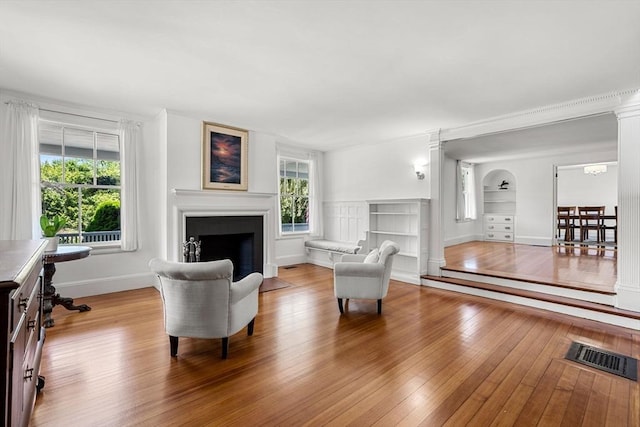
(201, 121, 248, 190)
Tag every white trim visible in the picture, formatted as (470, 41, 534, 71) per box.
(441, 88, 640, 142)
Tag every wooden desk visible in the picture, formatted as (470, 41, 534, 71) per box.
(42, 245, 91, 328)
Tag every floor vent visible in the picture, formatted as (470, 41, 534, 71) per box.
(565, 341, 638, 381)
(283, 266, 298, 270)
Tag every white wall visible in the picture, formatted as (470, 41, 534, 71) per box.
(323, 134, 430, 202)
(558, 164, 617, 215)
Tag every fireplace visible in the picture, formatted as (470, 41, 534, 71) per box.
(185, 216, 264, 281)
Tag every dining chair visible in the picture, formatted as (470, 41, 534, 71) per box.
(601, 206, 617, 244)
(557, 206, 575, 242)
(577, 206, 605, 244)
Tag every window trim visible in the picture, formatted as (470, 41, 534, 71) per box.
(278, 157, 311, 235)
(39, 119, 123, 247)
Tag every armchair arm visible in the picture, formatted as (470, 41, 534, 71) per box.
(334, 262, 385, 278)
(230, 272, 263, 303)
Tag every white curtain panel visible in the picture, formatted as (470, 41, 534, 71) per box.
(0, 101, 41, 240)
(308, 150, 324, 238)
(456, 160, 465, 221)
(119, 119, 140, 251)
(456, 160, 477, 221)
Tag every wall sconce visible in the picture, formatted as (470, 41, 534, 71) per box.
(413, 160, 427, 180)
(584, 164, 607, 175)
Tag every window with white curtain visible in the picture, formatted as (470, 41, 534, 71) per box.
(279, 158, 310, 233)
(456, 161, 477, 221)
(39, 119, 122, 246)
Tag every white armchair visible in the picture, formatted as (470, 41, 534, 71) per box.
(149, 258, 263, 359)
(333, 240, 400, 314)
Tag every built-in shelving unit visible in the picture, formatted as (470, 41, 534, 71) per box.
(366, 199, 429, 285)
(483, 170, 516, 242)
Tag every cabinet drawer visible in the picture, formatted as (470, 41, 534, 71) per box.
(485, 231, 514, 241)
(485, 223, 514, 233)
(484, 215, 514, 224)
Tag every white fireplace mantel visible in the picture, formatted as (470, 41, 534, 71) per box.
(169, 188, 278, 278)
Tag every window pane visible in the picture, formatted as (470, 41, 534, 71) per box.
(96, 133, 120, 161)
(64, 158, 94, 185)
(299, 179, 309, 196)
(285, 160, 297, 177)
(279, 159, 286, 177)
(298, 162, 309, 179)
(64, 128, 94, 159)
(280, 196, 293, 227)
(293, 197, 309, 224)
(82, 188, 121, 230)
(42, 186, 79, 233)
(40, 155, 63, 183)
(97, 160, 120, 185)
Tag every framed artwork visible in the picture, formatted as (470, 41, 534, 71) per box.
(202, 121, 248, 190)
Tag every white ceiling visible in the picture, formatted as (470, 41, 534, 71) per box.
(1, 1, 638, 152)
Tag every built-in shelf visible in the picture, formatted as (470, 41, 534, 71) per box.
(483, 170, 516, 242)
(366, 198, 429, 285)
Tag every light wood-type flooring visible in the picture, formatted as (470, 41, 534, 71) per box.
(32, 264, 638, 426)
(443, 241, 617, 294)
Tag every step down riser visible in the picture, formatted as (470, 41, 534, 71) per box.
(441, 269, 615, 306)
(423, 277, 640, 330)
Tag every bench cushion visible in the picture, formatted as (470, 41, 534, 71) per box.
(304, 240, 361, 254)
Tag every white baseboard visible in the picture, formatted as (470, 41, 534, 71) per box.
(54, 272, 156, 298)
(277, 254, 308, 267)
(514, 236, 552, 246)
(445, 234, 483, 247)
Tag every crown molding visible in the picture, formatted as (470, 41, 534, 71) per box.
(440, 88, 640, 142)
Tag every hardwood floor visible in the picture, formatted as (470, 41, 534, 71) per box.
(32, 264, 639, 426)
(443, 241, 617, 294)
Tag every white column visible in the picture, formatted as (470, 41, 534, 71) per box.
(427, 129, 446, 276)
(615, 95, 640, 312)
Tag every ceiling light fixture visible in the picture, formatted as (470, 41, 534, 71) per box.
(584, 164, 607, 175)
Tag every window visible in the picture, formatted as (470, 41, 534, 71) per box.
(456, 161, 477, 221)
(279, 158, 310, 233)
(39, 120, 122, 245)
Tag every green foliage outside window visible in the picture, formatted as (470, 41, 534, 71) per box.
(41, 158, 120, 235)
(279, 159, 310, 232)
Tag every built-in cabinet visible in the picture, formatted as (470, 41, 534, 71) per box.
(1, 240, 47, 427)
(483, 170, 516, 242)
(366, 199, 429, 285)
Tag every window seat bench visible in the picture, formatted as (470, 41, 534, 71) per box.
(304, 239, 364, 268)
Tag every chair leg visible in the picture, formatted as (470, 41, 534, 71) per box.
(247, 317, 255, 336)
(169, 335, 178, 357)
(337, 298, 344, 314)
(221, 337, 229, 359)
(377, 299, 382, 315)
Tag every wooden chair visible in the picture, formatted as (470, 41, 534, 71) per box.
(578, 206, 605, 244)
(557, 206, 575, 242)
(601, 206, 617, 244)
